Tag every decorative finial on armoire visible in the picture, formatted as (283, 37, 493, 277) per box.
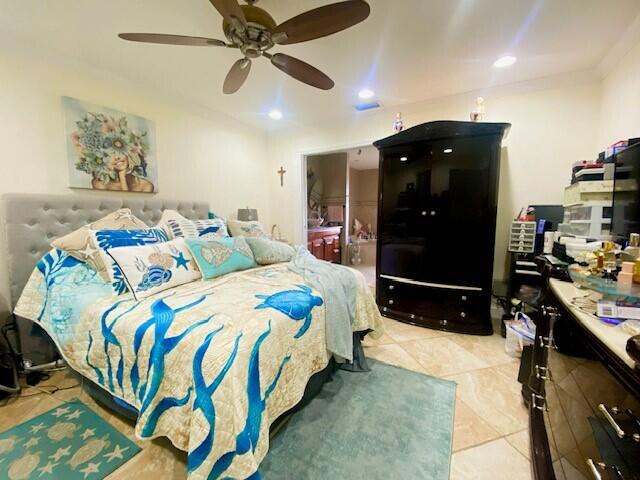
(470, 97, 485, 122)
(393, 112, 404, 133)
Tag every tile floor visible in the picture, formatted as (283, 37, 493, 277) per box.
(0, 316, 532, 479)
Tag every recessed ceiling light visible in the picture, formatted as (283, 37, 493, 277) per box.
(443, 148, 453, 154)
(358, 88, 375, 99)
(268, 109, 283, 120)
(493, 55, 517, 68)
(400, 156, 408, 162)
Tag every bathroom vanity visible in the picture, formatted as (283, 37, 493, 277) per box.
(307, 226, 342, 263)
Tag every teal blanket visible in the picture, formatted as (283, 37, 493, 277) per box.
(288, 247, 356, 361)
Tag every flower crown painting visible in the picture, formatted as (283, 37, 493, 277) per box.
(63, 97, 158, 193)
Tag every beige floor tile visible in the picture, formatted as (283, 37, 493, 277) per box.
(446, 364, 529, 436)
(400, 337, 489, 377)
(505, 428, 531, 460)
(448, 333, 517, 368)
(452, 398, 501, 452)
(363, 343, 427, 374)
(362, 332, 396, 347)
(382, 318, 448, 343)
(450, 438, 533, 480)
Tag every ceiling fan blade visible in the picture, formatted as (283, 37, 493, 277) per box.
(118, 33, 226, 47)
(209, 0, 246, 25)
(272, 0, 370, 45)
(223, 58, 252, 94)
(270, 53, 334, 90)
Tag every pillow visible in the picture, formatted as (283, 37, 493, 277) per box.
(227, 219, 267, 238)
(92, 228, 169, 294)
(186, 237, 256, 280)
(156, 209, 187, 239)
(245, 237, 295, 265)
(167, 217, 229, 240)
(107, 238, 201, 300)
(51, 208, 148, 282)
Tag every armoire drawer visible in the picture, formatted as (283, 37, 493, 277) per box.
(377, 276, 490, 334)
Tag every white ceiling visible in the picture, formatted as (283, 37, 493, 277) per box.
(1, 0, 639, 131)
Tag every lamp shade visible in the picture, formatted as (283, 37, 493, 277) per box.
(237, 208, 258, 221)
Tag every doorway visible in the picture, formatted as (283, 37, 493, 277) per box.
(303, 145, 379, 288)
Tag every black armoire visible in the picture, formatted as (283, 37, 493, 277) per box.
(374, 121, 510, 335)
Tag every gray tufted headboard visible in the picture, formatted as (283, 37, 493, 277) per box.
(0, 193, 209, 364)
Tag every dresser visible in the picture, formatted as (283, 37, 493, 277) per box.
(307, 226, 342, 263)
(520, 277, 640, 480)
(374, 120, 510, 335)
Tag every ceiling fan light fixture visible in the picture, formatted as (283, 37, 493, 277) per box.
(118, 0, 371, 94)
(268, 109, 283, 120)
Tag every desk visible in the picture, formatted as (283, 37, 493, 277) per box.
(520, 277, 640, 479)
(549, 279, 636, 370)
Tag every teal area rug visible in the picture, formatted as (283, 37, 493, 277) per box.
(261, 359, 456, 479)
(0, 399, 140, 479)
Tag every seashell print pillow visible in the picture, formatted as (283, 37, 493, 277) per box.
(50, 208, 148, 282)
(91, 228, 169, 295)
(106, 237, 201, 300)
(185, 237, 256, 280)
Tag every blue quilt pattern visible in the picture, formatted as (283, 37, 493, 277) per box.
(18, 250, 331, 480)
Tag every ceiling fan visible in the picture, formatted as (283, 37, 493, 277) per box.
(118, 0, 371, 94)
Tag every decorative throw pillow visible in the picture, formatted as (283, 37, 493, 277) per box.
(227, 219, 267, 238)
(51, 208, 148, 282)
(91, 228, 169, 294)
(245, 237, 295, 265)
(156, 209, 188, 239)
(167, 217, 229, 240)
(107, 238, 201, 300)
(186, 237, 257, 280)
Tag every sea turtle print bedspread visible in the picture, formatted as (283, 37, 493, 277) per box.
(14, 249, 383, 479)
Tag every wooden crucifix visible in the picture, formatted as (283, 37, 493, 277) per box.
(277, 166, 287, 187)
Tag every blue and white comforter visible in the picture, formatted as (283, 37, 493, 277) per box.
(14, 250, 383, 479)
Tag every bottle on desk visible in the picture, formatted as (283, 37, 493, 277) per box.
(622, 233, 640, 263)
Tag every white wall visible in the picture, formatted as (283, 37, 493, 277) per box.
(599, 40, 640, 146)
(267, 72, 603, 282)
(0, 49, 271, 316)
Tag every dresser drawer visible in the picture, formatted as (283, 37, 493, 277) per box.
(378, 276, 490, 333)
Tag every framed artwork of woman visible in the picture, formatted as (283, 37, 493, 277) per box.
(63, 97, 158, 193)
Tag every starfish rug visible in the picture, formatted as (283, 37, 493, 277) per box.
(0, 399, 140, 479)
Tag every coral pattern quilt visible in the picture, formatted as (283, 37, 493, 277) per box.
(14, 250, 382, 479)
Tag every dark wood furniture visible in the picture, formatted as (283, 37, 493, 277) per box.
(307, 226, 342, 263)
(373, 120, 510, 335)
(520, 276, 640, 480)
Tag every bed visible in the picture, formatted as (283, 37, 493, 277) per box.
(3, 193, 383, 480)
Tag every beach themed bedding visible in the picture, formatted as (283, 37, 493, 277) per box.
(167, 217, 229, 240)
(227, 220, 267, 238)
(51, 208, 148, 282)
(91, 228, 169, 295)
(245, 237, 295, 265)
(14, 248, 383, 480)
(108, 237, 201, 300)
(186, 237, 257, 280)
